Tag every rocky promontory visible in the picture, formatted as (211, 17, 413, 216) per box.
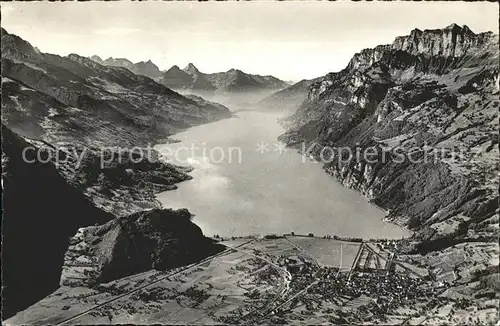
(60, 208, 225, 287)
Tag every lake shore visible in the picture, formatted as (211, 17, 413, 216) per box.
(155, 111, 410, 240)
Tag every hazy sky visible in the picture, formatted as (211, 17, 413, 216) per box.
(1, 1, 497, 81)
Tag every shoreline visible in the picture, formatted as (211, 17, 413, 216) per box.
(298, 150, 413, 239)
(211, 232, 407, 244)
(153, 113, 412, 241)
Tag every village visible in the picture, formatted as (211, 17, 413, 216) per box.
(7, 233, 487, 325)
(212, 234, 452, 325)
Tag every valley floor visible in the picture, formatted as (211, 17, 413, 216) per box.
(5, 235, 497, 325)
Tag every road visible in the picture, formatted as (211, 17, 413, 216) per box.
(251, 236, 325, 323)
(230, 244, 292, 321)
(56, 238, 256, 325)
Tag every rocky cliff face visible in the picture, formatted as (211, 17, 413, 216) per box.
(1, 28, 231, 148)
(280, 25, 499, 245)
(391, 24, 491, 58)
(183, 63, 218, 91)
(278, 25, 499, 310)
(60, 209, 224, 286)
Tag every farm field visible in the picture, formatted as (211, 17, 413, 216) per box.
(6, 236, 478, 325)
(286, 236, 362, 270)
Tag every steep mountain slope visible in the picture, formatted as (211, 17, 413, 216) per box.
(277, 24, 499, 317)
(1, 29, 231, 318)
(3, 23, 498, 325)
(255, 78, 321, 112)
(35, 138, 193, 217)
(1, 28, 231, 147)
(91, 55, 163, 79)
(1, 126, 113, 318)
(1, 125, 219, 318)
(280, 23, 498, 245)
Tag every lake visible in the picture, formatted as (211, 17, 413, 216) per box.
(156, 111, 409, 239)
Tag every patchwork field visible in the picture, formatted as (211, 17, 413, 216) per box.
(286, 236, 361, 270)
(5, 240, 286, 325)
(7, 236, 493, 325)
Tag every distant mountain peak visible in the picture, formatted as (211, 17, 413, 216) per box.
(133, 60, 162, 78)
(90, 55, 104, 64)
(461, 24, 474, 35)
(443, 23, 474, 34)
(226, 68, 245, 76)
(163, 65, 192, 79)
(183, 62, 200, 76)
(445, 23, 461, 30)
(166, 65, 187, 74)
(421, 23, 476, 36)
(136, 59, 158, 67)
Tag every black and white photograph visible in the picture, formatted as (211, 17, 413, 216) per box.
(1, 1, 499, 324)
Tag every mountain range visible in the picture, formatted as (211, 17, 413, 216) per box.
(89, 56, 290, 95)
(90, 55, 163, 79)
(2, 23, 499, 325)
(1, 28, 231, 147)
(1, 27, 232, 318)
(157, 63, 290, 96)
